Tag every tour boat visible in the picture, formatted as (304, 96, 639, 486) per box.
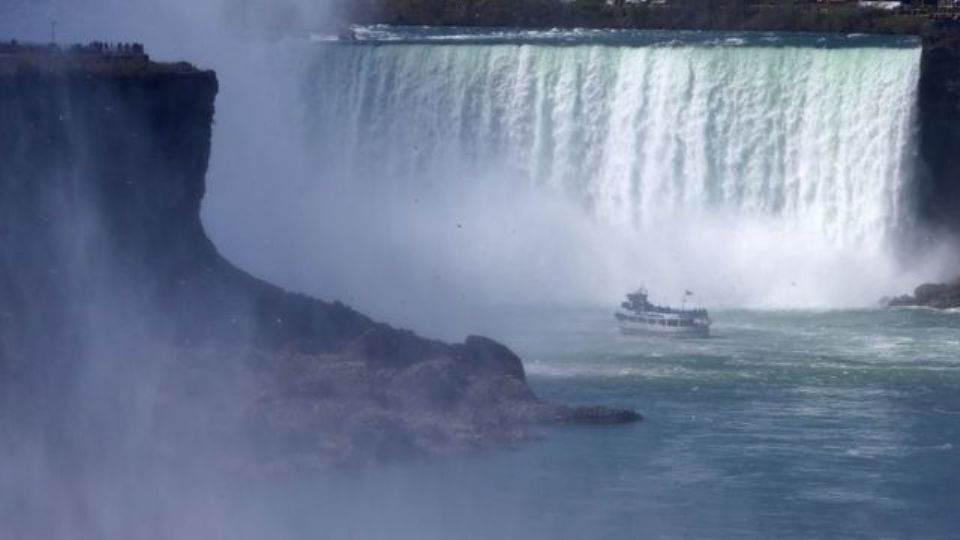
(615, 288, 710, 338)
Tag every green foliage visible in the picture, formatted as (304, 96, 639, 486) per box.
(358, 0, 936, 35)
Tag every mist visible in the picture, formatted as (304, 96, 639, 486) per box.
(0, 7, 612, 539)
(7, 0, 954, 342)
(200, 31, 956, 339)
(2, 3, 958, 539)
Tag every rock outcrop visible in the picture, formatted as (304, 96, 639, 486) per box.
(886, 20, 960, 309)
(0, 45, 639, 467)
(886, 279, 960, 309)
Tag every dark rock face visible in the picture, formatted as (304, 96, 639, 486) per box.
(0, 64, 221, 386)
(887, 279, 960, 309)
(0, 50, 639, 467)
(915, 20, 960, 232)
(886, 20, 960, 309)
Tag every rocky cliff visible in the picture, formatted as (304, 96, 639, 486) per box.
(916, 20, 960, 232)
(887, 20, 960, 309)
(0, 46, 638, 467)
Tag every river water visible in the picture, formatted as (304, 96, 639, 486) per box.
(232, 307, 960, 539)
(207, 28, 959, 538)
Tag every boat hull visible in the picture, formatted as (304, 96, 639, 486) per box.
(618, 323, 709, 338)
(616, 313, 710, 338)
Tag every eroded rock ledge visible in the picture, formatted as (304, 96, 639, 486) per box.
(0, 44, 638, 467)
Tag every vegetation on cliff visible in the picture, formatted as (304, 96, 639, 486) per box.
(347, 0, 948, 35)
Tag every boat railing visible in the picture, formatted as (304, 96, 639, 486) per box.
(622, 300, 707, 317)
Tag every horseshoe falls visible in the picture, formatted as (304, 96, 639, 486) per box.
(310, 38, 917, 245)
(280, 31, 941, 318)
(219, 32, 960, 536)
(259, 36, 960, 540)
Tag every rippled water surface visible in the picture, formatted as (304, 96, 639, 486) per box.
(254, 308, 960, 539)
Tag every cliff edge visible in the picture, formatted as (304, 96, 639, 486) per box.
(0, 44, 638, 467)
(887, 19, 960, 309)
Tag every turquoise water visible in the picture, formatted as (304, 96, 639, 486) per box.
(250, 308, 960, 539)
(216, 28, 958, 538)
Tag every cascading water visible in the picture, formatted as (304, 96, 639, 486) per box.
(308, 33, 918, 248)
(224, 29, 941, 330)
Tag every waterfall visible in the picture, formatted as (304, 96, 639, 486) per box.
(230, 31, 936, 323)
(306, 35, 919, 249)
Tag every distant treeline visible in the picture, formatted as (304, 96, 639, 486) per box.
(346, 0, 954, 35)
